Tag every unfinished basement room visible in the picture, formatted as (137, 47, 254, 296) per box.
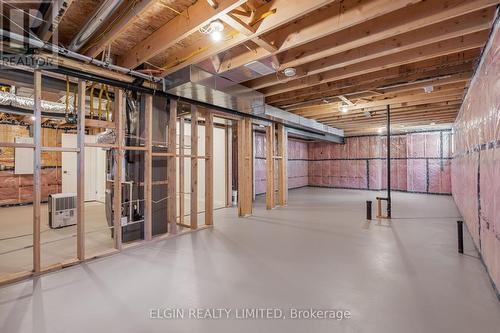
(0, 0, 500, 332)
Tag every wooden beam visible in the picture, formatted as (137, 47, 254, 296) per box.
(219, 0, 423, 73)
(293, 81, 467, 115)
(76, 79, 86, 260)
(267, 53, 478, 105)
(262, 32, 487, 96)
(316, 104, 461, 122)
(205, 111, 214, 225)
(38, 0, 75, 41)
(238, 118, 253, 217)
(190, 105, 199, 229)
(168, 100, 177, 234)
(265, 124, 275, 209)
(84, 0, 156, 57)
(328, 113, 459, 126)
(143, 94, 153, 241)
(245, 2, 497, 77)
(159, 0, 336, 76)
(220, 13, 278, 52)
(246, 11, 493, 90)
(179, 116, 185, 226)
(297, 89, 465, 118)
(33, 69, 41, 273)
(113, 89, 124, 250)
(326, 108, 460, 125)
(277, 124, 288, 206)
(118, 0, 247, 69)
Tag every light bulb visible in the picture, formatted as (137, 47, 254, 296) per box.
(340, 105, 348, 113)
(211, 30, 222, 42)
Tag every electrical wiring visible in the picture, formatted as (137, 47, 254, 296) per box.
(98, 84, 104, 119)
(89, 83, 95, 118)
(105, 85, 111, 121)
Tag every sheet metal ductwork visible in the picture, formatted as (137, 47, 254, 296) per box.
(165, 65, 344, 143)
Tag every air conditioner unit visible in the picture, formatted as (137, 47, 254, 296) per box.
(48, 193, 77, 228)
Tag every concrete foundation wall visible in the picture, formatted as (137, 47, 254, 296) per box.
(452, 17, 500, 291)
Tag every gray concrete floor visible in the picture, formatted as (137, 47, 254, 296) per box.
(0, 188, 499, 333)
(0, 202, 113, 274)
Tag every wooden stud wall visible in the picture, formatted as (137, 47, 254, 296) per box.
(168, 100, 177, 234)
(179, 116, 185, 226)
(238, 118, 253, 217)
(113, 89, 124, 250)
(76, 80, 86, 260)
(190, 105, 199, 229)
(265, 124, 275, 209)
(0, 69, 260, 285)
(277, 124, 288, 206)
(204, 111, 214, 225)
(144, 94, 153, 241)
(33, 69, 42, 273)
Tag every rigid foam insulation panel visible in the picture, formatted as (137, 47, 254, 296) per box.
(308, 130, 451, 194)
(253, 132, 308, 195)
(452, 15, 500, 291)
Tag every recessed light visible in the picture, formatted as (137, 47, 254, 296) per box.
(283, 67, 296, 77)
(377, 128, 384, 134)
(31, 116, 36, 120)
(430, 122, 436, 125)
(340, 105, 348, 113)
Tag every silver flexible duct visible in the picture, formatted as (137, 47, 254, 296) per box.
(67, 0, 124, 52)
(0, 91, 71, 113)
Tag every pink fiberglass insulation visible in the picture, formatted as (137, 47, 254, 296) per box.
(308, 130, 450, 194)
(0, 168, 61, 206)
(452, 17, 500, 290)
(253, 132, 309, 195)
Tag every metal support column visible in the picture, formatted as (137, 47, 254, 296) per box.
(387, 105, 392, 218)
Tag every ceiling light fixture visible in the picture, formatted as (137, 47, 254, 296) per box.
(340, 105, 348, 113)
(378, 127, 384, 134)
(424, 85, 434, 93)
(430, 122, 436, 125)
(283, 67, 296, 77)
(31, 116, 36, 121)
(200, 20, 224, 42)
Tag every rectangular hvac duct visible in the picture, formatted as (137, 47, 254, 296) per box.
(165, 65, 344, 143)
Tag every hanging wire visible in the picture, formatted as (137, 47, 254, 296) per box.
(105, 85, 111, 121)
(98, 83, 104, 119)
(89, 83, 95, 118)
(65, 76, 70, 116)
